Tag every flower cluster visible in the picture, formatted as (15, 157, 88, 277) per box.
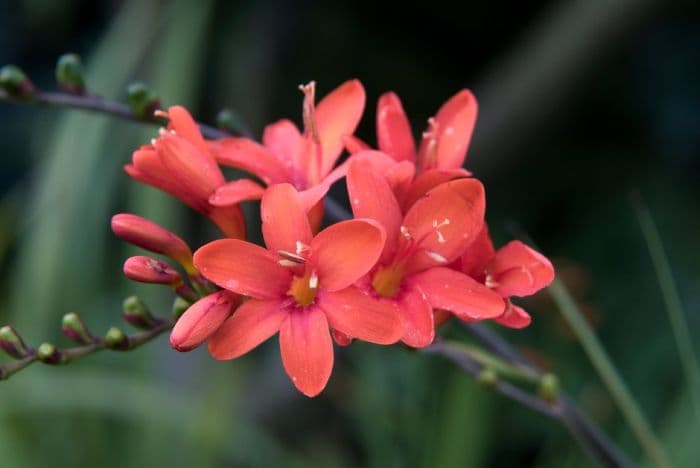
(113, 80, 554, 397)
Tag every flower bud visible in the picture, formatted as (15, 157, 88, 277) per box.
(37, 342, 64, 364)
(126, 82, 160, 118)
(0, 325, 33, 359)
(477, 368, 498, 387)
(61, 313, 95, 344)
(170, 291, 237, 352)
(171, 296, 191, 320)
(123, 256, 181, 285)
(0, 65, 35, 97)
(104, 327, 130, 350)
(122, 296, 159, 330)
(538, 373, 560, 402)
(55, 53, 85, 94)
(111, 214, 194, 272)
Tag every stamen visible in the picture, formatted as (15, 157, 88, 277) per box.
(278, 259, 299, 268)
(278, 250, 306, 264)
(295, 240, 310, 256)
(158, 127, 168, 136)
(400, 226, 412, 239)
(425, 250, 448, 263)
(153, 110, 169, 119)
(485, 274, 499, 289)
(308, 273, 319, 289)
(150, 138, 157, 146)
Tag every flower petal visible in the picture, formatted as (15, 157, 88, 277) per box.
(311, 219, 385, 291)
(209, 179, 266, 206)
(208, 204, 247, 240)
(166, 106, 209, 156)
(315, 79, 366, 177)
(376, 92, 416, 163)
(401, 167, 471, 211)
(488, 241, 555, 297)
(417, 89, 478, 170)
(343, 134, 371, 154)
(493, 301, 532, 329)
(170, 290, 238, 352)
(194, 239, 291, 299)
(279, 306, 334, 397)
(460, 224, 496, 282)
(155, 134, 224, 198)
(207, 298, 287, 359)
(347, 161, 402, 262)
(261, 183, 313, 254)
(210, 137, 290, 185)
(409, 267, 505, 321)
(403, 178, 486, 271)
(318, 287, 402, 344)
(263, 118, 303, 172)
(398, 283, 435, 348)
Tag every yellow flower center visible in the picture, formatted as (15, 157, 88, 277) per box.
(288, 271, 318, 306)
(371, 264, 404, 298)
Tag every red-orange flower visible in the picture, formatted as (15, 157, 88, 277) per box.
(193, 183, 402, 397)
(346, 162, 504, 347)
(208, 80, 365, 229)
(461, 225, 555, 328)
(125, 106, 246, 239)
(347, 90, 478, 211)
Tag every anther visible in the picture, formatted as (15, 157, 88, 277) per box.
(308, 273, 319, 289)
(425, 251, 448, 263)
(153, 110, 169, 119)
(278, 250, 306, 264)
(400, 226, 412, 239)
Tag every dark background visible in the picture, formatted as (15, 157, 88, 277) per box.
(0, 0, 698, 466)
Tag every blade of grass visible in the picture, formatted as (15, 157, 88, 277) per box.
(548, 278, 671, 468)
(632, 195, 700, 421)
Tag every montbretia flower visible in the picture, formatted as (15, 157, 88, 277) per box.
(346, 162, 504, 347)
(125, 106, 246, 239)
(461, 226, 555, 328)
(208, 80, 365, 230)
(193, 183, 402, 397)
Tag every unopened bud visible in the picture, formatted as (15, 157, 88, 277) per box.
(126, 82, 160, 118)
(0, 65, 35, 97)
(172, 297, 190, 320)
(538, 373, 560, 402)
(37, 342, 64, 364)
(216, 108, 247, 134)
(111, 214, 194, 272)
(123, 256, 181, 285)
(122, 296, 159, 330)
(55, 53, 85, 94)
(61, 312, 95, 344)
(170, 291, 237, 352)
(0, 325, 33, 359)
(104, 327, 130, 350)
(477, 368, 498, 387)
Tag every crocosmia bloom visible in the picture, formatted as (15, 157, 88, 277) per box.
(125, 106, 246, 239)
(346, 161, 504, 347)
(208, 80, 365, 230)
(193, 183, 402, 397)
(461, 226, 555, 328)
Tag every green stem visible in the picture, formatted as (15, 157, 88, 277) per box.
(633, 196, 700, 421)
(548, 278, 671, 468)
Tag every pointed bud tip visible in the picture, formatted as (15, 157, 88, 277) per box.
(55, 53, 85, 94)
(61, 312, 94, 344)
(0, 325, 32, 359)
(122, 296, 159, 330)
(37, 342, 64, 364)
(0, 65, 35, 97)
(126, 82, 160, 118)
(104, 327, 130, 350)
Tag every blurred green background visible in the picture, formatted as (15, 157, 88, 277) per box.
(1, 0, 699, 466)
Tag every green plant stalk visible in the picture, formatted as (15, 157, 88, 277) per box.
(548, 278, 671, 468)
(456, 343, 541, 384)
(633, 199, 700, 421)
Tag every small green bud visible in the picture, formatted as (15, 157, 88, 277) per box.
(477, 368, 498, 387)
(172, 296, 191, 320)
(55, 53, 86, 94)
(104, 327, 130, 350)
(126, 82, 160, 118)
(216, 108, 247, 134)
(122, 296, 159, 330)
(0, 325, 33, 359)
(61, 312, 94, 344)
(0, 65, 35, 97)
(538, 373, 560, 402)
(37, 342, 64, 364)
